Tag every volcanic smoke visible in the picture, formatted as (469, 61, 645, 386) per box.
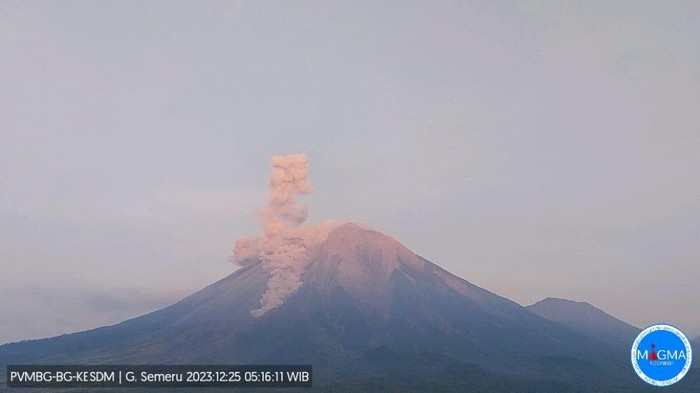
(233, 154, 336, 317)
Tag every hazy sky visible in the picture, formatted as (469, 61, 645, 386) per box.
(1, 1, 699, 344)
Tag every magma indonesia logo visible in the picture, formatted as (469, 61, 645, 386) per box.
(631, 324, 693, 386)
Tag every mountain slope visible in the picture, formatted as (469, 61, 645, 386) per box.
(0, 224, 658, 391)
(526, 297, 639, 345)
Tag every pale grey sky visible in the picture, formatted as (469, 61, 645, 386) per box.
(1, 1, 699, 344)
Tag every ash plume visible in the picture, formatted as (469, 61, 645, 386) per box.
(233, 154, 336, 317)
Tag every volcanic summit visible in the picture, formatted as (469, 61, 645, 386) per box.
(3, 154, 695, 392)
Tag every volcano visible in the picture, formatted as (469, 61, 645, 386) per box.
(1, 224, 695, 392)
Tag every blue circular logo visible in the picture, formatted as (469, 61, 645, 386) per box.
(631, 324, 692, 386)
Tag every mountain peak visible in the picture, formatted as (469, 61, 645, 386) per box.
(327, 223, 397, 245)
(527, 297, 615, 321)
(527, 297, 638, 344)
(320, 223, 425, 271)
(535, 297, 594, 308)
(330, 222, 366, 234)
(300, 223, 425, 314)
